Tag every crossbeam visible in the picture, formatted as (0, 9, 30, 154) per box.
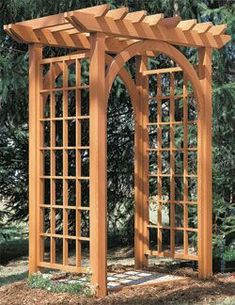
(4, 23, 136, 52)
(66, 11, 230, 49)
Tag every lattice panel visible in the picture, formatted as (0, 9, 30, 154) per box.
(39, 54, 90, 272)
(145, 67, 198, 261)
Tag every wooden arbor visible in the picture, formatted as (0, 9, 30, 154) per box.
(4, 4, 231, 297)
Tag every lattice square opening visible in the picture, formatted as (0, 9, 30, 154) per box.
(161, 125, 170, 148)
(162, 151, 170, 174)
(149, 150, 158, 175)
(149, 125, 158, 149)
(175, 203, 184, 227)
(188, 231, 198, 255)
(149, 75, 157, 97)
(68, 61, 76, 87)
(43, 121, 50, 147)
(43, 150, 50, 176)
(42, 94, 50, 118)
(175, 98, 184, 122)
(149, 98, 157, 123)
(162, 203, 170, 227)
(149, 227, 158, 251)
(188, 204, 198, 228)
(175, 230, 184, 253)
(68, 119, 76, 146)
(188, 177, 197, 201)
(161, 99, 170, 122)
(43, 179, 50, 205)
(42, 237, 50, 262)
(55, 179, 63, 205)
(68, 149, 76, 176)
(68, 90, 76, 117)
(149, 177, 158, 197)
(42, 207, 51, 233)
(162, 229, 171, 252)
(68, 179, 76, 206)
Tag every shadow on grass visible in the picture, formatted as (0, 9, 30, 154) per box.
(0, 239, 28, 265)
(0, 271, 28, 287)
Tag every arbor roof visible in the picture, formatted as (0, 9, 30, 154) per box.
(4, 4, 231, 51)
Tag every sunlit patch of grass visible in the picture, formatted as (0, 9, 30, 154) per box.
(27, 272, 94, 296)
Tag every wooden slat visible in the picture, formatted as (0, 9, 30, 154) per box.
(64, 28, 81, 35)
(147, 225, 198, 232)
(4, 25, 24, 43)
(75, 58, 82, 268)
(143, 66, 182, 75)
(106, 7, 129, 20)
(40, 233, 90, 241)
(141, 57, 149, 267)
(41, 52, 89, 64)
(104, 37, 136, 53)
(197, 47, 213, 278)
(40, 204, 90, 210)
(149, 174, 197, 178)
(5, 24, 80, 49)
(9, 4, 110, 30)
(35, 28, 58, 45)
(8, 23, 133, 52)
(89, 33, 107, 297)
(6, 24, 40, 43)
(145, 249, 198, 261)
(28, 44, 42, 273)
(208, 24, 227, 35)
(62, 61, 69, 266)
(192, 22, 213, 34)
(124, 10, 147, 23)
(50, 23, 73, 33)
(135, 56, 149, 268)
(65, 5, 110, 32)
(81, 4, 110, 15)
(40, 175, 89, 180)
(13, 14, 66, 30)
(38, 261, 90, 273)
(183, 76, 189, 256)
(67, 11, 230, 49)
(169, 73, 175, 255)
(157, 74, 163, 253)
(157, 16, 182, 28)
(143, 14, 164, 26)
(70, 33, 90, 49)
(53, 31, 76, 48)
(177, 19, 197, 31)
(50, 63, 56, 264)
(86, 4, 110, 17)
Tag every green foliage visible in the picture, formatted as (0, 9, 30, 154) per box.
(224, 244, 235, 262)
(0, 222, 28, 264)
(27, 273, 93, 295)
(0, 238, 28, 264)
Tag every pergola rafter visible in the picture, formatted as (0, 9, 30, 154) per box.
(4, 4, 229, 51)
(4, 3, 231, 299)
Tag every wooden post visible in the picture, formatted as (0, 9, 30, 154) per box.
(197, 47, 213, 278)
(135, 56, 148, 268)
(89, 32, 107, 297)
(28, 44, 42, 273)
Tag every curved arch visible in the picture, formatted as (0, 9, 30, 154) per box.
(105, 55, 138, 114)
(105, 40, 204, 110)
(42, 53, 138, 114)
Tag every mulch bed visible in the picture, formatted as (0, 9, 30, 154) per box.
(0, 269, 235, 305)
